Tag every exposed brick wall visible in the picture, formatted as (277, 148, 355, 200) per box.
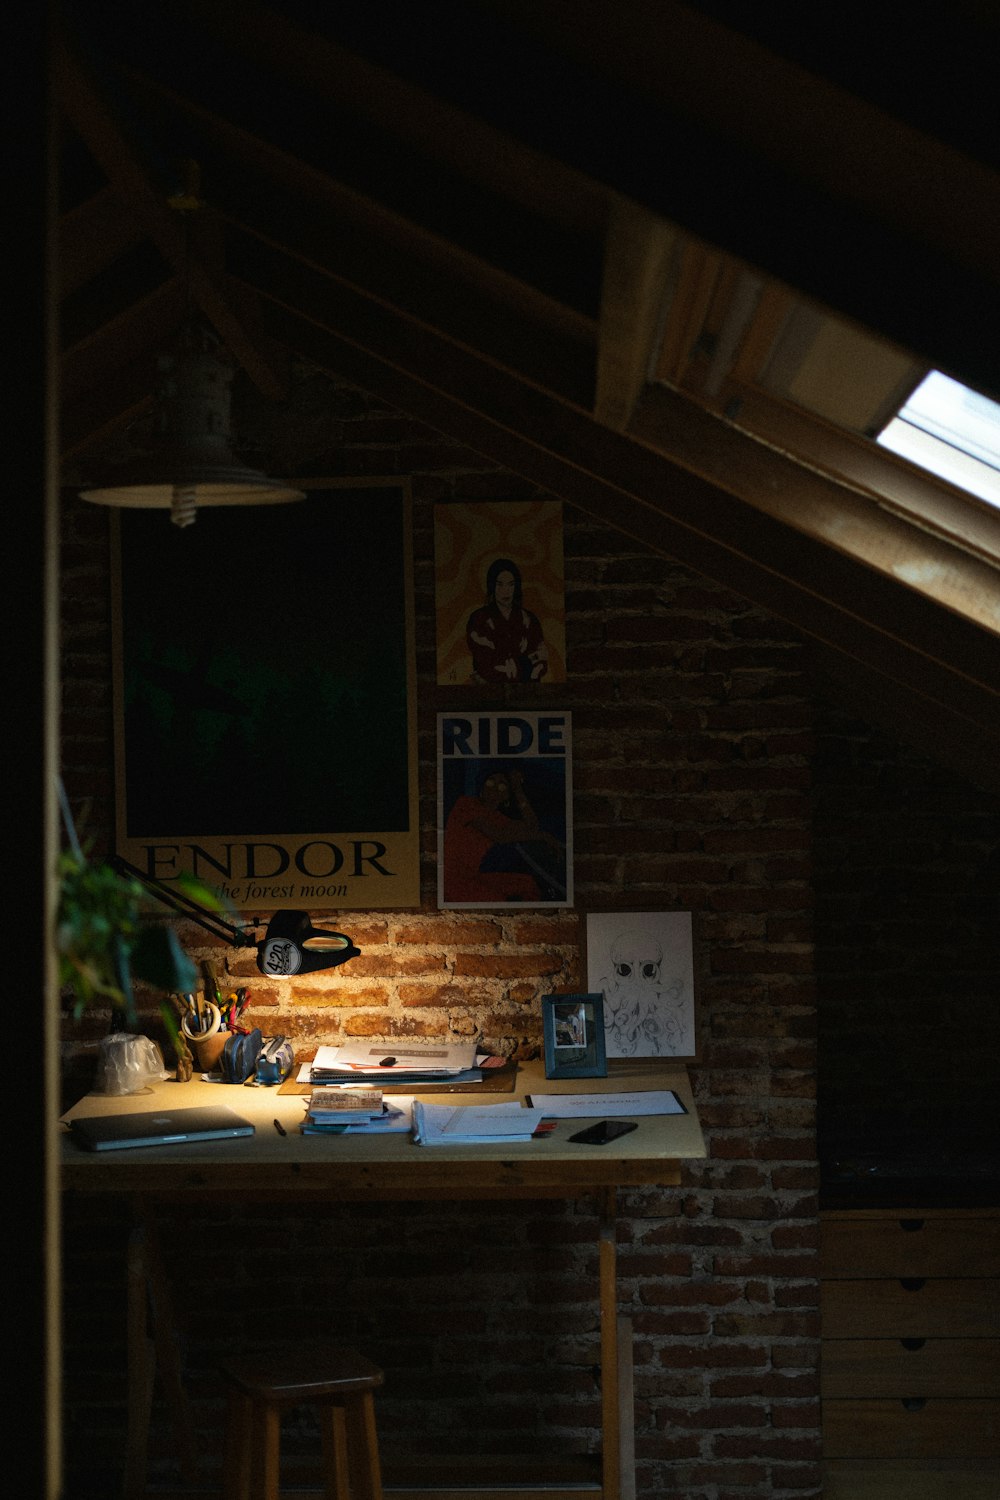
(61, 368, 823, 1497)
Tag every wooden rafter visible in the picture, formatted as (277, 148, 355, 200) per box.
(58, 184, 146, 297)
(629, 385, 1000, 636)
(485, 0, 1000, 399)
(51, 0, 1000, 794)
(219, 225, 1000, 733)
(179, 0, 611, 238)
(594, 200, 677, 432)
(53, 31, 288, 402)
(113, 62, 598, 358)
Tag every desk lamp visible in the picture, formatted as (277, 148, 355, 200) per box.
(114, 858, 360, 977)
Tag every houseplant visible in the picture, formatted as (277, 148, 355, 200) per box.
(56, 785, 229, 1083)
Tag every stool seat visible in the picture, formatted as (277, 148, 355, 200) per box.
(220, 1344, 384, 1500)
(219, 1345, 385, 1402)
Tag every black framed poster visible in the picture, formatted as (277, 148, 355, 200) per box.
(112, 478, 419, 909)
(436, 710, 572, 908)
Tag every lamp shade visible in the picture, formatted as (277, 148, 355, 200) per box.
(80, 324, 304, 526)
(257, 911, 362, 977)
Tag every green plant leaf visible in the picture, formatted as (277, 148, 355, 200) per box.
(130, 925, 200, 994)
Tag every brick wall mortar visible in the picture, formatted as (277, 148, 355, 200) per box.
(59, 383, 824, 1497)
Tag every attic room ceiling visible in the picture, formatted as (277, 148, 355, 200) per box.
(53, 0, 1000, 794)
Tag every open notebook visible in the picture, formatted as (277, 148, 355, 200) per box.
(68, 1104, 256, 1152)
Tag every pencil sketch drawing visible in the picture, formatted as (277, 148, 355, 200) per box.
(586, 912, 696, 1059)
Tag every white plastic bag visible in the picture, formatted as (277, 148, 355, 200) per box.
(93, 1033, 166, 1095)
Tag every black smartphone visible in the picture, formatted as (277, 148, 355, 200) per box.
(568, 1119, 638, 1145)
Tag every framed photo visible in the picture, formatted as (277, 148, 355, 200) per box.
(112, 478, 420, 910)
(586, 911, 697, 1060)
(437, 711, 572, 907)
(542, 992, 608, 1079)
(433, 500, 566, 685)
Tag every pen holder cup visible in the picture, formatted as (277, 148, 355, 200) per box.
(191, 1030, 230, 1073)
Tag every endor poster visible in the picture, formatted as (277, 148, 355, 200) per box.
(112, 479, 419, 909)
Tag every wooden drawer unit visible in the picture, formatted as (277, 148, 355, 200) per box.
(821, 1209, 1000, 1496)
(821, 1276, 999, 1338)
(823, 1459, 1000, 1500)
(822, 1336, 1000, 1398)
(823, 1397, 999, 1458)
(822, 1216, 1000, 1278)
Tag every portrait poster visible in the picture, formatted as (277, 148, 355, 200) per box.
(433, 500, 566, 685)
(586, 911, 697, 1059)
(111, 478, 419, 910)
(437, 711, 573, 908)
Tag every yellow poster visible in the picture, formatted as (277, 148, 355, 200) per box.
(434, 501, 566, 686)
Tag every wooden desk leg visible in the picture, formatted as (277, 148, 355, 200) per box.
(597, 1187, 635, 1500)
(616, 1315, 636, 1500)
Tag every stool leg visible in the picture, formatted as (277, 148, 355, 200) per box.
(318, 1405, 351, 1500)
(222, 1389, 253, 1500)
(343, 1392, 383, 1500)
(258, 1402, 281, 1500)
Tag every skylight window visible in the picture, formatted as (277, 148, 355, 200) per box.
(877, 370, 1000, 507)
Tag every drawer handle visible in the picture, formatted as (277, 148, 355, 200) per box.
(900, 1338, 926, 1351)
(899, 1219, 925, 1232)
(899, 1278, 926, 1291)
(901, 1397, 927, 1412)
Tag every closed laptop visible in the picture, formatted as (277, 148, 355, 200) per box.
(69, 1104, 256, 1152)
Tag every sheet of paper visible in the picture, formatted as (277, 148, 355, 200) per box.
(525, 1090, 686, 1117)
(412, 1101, 544, 1144)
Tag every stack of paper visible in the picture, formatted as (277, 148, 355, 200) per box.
(302, 1089, 411, 1135)
(411, 1101, 549, 1146)
(308, 1041, 481, 1086)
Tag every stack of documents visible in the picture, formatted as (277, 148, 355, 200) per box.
(302, 1089, 411, 1135)
(411, 1101, 550, 1146)
(308, 1041, 482, 1086)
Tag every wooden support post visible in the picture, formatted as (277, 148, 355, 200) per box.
(597, 1187, 623, 1500)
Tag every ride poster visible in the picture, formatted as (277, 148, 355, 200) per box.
(436, 711, 573, 908)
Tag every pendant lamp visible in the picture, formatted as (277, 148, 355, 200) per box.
(80, 321, 304, 527)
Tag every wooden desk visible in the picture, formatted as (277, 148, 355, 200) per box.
(62, 1059, 705, 1500)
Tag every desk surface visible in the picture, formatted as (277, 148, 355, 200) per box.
(61, 1058, 705, 1198)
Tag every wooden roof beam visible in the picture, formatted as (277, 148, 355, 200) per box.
(114, 62, 598, 355)
(53, 31, 288, 402)
(630, 384, 1000, 636)
(221, 228, 1000, 734)
(181, 0, 610, 238)
(594, 200, 677, 432)
(58, 184, 146, 297)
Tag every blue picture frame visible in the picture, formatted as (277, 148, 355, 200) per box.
(542, 992, 608, 1079)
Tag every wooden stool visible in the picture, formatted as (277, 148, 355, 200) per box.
(219, 1345, 384, 1500)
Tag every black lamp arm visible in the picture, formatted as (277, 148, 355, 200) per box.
(112, 857, 257, 949)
